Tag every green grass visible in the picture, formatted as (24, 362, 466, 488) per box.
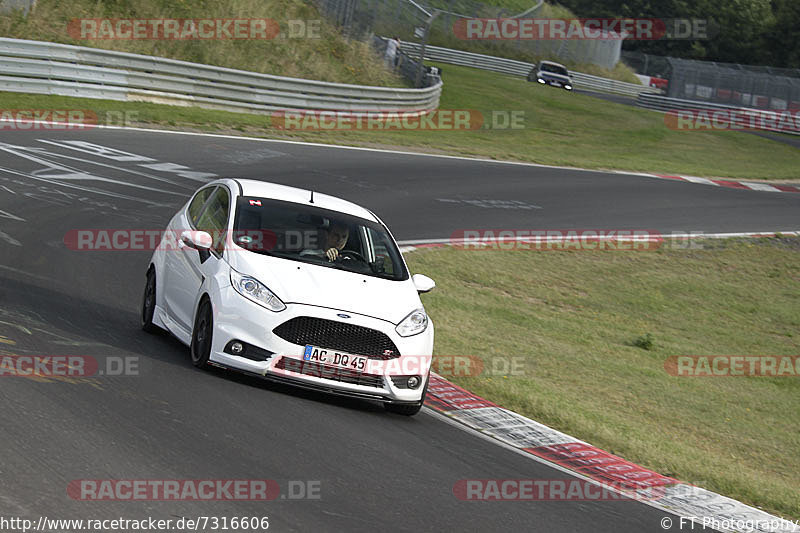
(2, 61, 796, 180)
(0, 0, 405, 87)
(404, 237, 800, 521)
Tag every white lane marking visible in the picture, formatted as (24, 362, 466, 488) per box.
(0, 185, 16, 194)
(37, 140, 197, 189)
(37, 140, 157, 162)
(611, 170, 662, 178)
(0, 209, 25, 221)
(0, 231, 21, 246)
(137, 162, 216, 182)
(0, 165, 170, 207)
(0, 144, 184, 204)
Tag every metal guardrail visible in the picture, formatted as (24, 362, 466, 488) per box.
(636, 93, 800, 135)
(398, 41, 660, 97)
(0, 37, 443, 114)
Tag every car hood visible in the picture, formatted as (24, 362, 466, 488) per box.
(226, 251, 422, 324)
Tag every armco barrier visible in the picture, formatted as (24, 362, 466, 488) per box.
(0, 37, 442, 114)
(636, 93, 800, 135)
(398, 41, 659, 97)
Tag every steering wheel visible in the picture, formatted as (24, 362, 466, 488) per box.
(338, 250, 367, 262)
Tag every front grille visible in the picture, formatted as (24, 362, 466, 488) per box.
(275, 357, 384, 388)
(273, 316, 400, 359)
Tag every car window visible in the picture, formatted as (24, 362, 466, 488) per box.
(188, 186, 216, 226)
(368, 228, 399, 277)
(195, 186, 230, 254)
(233, 197, 408, 281)
(541, 63, 568, 76)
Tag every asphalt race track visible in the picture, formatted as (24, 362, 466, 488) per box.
(1, 128, 798, 532)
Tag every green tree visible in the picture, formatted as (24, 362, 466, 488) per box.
(556, 0, 793, 67)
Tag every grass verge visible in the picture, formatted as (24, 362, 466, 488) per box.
(403, 237, 800, 521)
(0, 0, 404, 87)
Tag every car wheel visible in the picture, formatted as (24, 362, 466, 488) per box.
(384, 375, 429, 416)
(190, 298, 213, 368)
(141, 267, 160, 333)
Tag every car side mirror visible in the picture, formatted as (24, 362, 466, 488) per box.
(181, 230, 213, 251)
(412, 274, 435, 294)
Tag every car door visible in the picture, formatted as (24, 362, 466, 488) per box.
(165, 185, 230, 333)
(162, 185, 215, 326)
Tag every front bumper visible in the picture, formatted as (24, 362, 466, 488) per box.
(543, 79, 572, 89)
(207, 287, 434, 403)
(533, 74, 572, 89)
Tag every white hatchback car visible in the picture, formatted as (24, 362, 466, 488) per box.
(141, 179, 435, 415)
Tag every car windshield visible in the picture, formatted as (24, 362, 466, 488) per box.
(541, 63, 568, 76)
(232, 197, 408, 281)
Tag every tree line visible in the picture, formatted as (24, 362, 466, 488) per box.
(555, 0, 799, 69)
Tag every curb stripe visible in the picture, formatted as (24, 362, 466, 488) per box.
(651, 173, 798, 193)
(744, 182, 782, 192)
(713, 180, 750, 190)
(526, 443, 677, 490)
(423, 373, 800, 532)
(682, 176, 720, 186)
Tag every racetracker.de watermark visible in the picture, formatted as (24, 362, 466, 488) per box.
(453, 479, 665, 501)
(453, 18, 710, 40)
(664, 355, 800, 377)
(0, 355, 139, 377)
(0, 110, 98, 130)
(0, 110, 146, 130)
(449, 229, 664, 251)
(68, 18, 321, 40)
(66, 480, 320, 500)
(271, 110, 525, 131)
(274, 354, 527, 378)
(665, 109, 800, 133)
(64, 229, 291, 252)
(431, 355, 528, 377)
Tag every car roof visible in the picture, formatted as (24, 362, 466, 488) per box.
(218, 178, 379, 222)
(540, 60, 567, 68)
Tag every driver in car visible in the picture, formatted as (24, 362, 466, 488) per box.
(322, 222, 349, 262)
(300, 221, 350, 262)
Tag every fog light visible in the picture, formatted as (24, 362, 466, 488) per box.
(407, 376, 421, 389)
(230, 342, 244, 354)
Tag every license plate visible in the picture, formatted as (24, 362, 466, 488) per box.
(303, 345, 367, 372)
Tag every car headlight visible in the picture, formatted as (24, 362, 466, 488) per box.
(396, 308, 428, 337)
(230, 269, 286, 312)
